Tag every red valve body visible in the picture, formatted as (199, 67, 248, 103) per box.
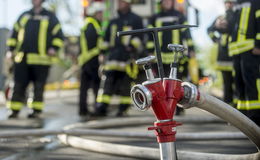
(144, 79, 184, 143)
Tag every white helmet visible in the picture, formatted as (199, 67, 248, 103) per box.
(224, 0, 237, 3)
(87, 2, 105, 16)
(121, 0, 131, 3)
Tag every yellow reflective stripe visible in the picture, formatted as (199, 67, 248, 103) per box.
(84, 17, 101, 33)
(27, 53, 52, 65)
(103, 64, 126, 71)
(181, 21, 189, 32)
(172, 30, 180, 44)
(247, 100, 260, 110)
(238, 7, 250, 41)
(110, 24, 117, 47)
(7, 101, 24, 111)
(14, 23, 20, 31)
(15, 15, 30, 53)
(80, 29, 88, 57)
(28, 101, 44, 110)
(96, 94, 111, 104)
(237, 100, 247, 110)
(120, 96, 132, 104)
(256, 33, 260, 40)
(186, 39, 193, 47)
(130, 37, 141, 49)
(229, 39, 254, 55)
(100, 40, 109, 50)
(78, 47, 100, 65)
(221, 34, 228, 46)
(256, 10, 260, 18)
(126, 62, 139, 79)
(52, 24, 61, 35)
(20, 14, 30, 26)
(52, 38, 63, 47)
(39, 19, 49, 56)
(257, 79, 260, 100)
(215, 65, 233, 71)
(14, 52, 24, 63)
(7, 38, 17, 46)
(147, 24, 154, 28)
(237, 100, 260, 110)
(155, 20, 162, 47)
(161, 52, 175, 64)
(209, 32, 215, 39)
(122, 26, 132, 46)
(146, 41, 154, 49)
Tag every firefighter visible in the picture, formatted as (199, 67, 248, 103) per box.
(146, 0, 195, 115)
(78, 2, 104, 119)
(6, 0, 64, 118)
(207, 0, 236, 105)
(229, 0, 260, 126)
(94, 0, 143, 117)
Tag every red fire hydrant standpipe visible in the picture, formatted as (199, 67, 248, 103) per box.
(118, 25, 197, 160)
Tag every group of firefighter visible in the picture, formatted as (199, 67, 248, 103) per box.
(4, 0, 260, 126)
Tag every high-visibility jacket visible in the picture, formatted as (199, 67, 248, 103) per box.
(207, 9, 236, 71)
(7, 8, 64, 65)
(102, 10, 143, 73)
(146, 9, 194, 64)
(78, 17, 103, 66)
(229, 0, 260, 56)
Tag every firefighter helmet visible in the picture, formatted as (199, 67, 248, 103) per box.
(87, 2, 105, 16)
(121, 0, 131, 3)
(224, 0, 237, 3)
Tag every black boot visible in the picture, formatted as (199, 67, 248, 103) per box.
(116, 104, 129, 117)
(8, 110, 19, 119)
(92, 103, 108, 117)
(28, 109, 42, 118)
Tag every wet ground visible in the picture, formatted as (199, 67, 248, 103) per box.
(0, 90, 258, 160)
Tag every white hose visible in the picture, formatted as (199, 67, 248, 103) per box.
(0, 128, 247, 140)
(59, 134, 260, 160)
(194, 93, 260, 150)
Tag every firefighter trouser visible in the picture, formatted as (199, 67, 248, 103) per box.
(79, 63, 100, 116)
(7, 61, 49, 111)
(221, 70, 234, 104)
(233, 51, 260, 126)
(96, 71, 132, 115)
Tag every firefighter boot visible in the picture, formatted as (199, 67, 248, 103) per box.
(92, 103, 108, 117)
(116, 104, 129, 117)
(8, 110, 19, 119)
(28, 109, 42, 119)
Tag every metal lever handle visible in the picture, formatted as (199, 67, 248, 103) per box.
(136, 56, 156, 80)
(167, 44, 186, 79)
(167, 44, 186, 53)
(136, 55, 156, 65)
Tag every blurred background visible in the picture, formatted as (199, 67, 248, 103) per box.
(0, 0, 225, 97)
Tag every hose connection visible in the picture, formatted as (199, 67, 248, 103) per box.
(178, 82, 200, 109)
(131, 84, 152, 111)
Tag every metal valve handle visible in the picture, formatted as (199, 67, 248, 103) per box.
(167, 44, 187, 79)
(136, 56, 156, 80)
(167, 44, 186, 53)
(136, 55, 156, 65)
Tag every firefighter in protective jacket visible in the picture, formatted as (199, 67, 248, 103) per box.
(229, 0, 260, 126)
(6, 0, 64, 118)
(207, 0, 236, 105)
(94, 0, 143, 116)
(78, 2, 104, 119)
